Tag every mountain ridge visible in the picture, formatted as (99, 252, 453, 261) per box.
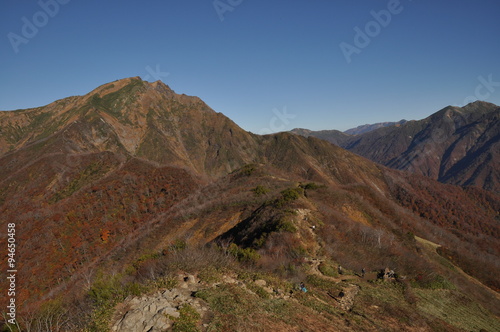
(291, 101, 500, 192)
(1, 78, 499, 331)
(344, 119, 407, 135)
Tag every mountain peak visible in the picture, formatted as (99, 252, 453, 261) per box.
(150, 79, 170, 89)
(461, 100, 499, 113)
(89, 76, 144, 96)
(148, 79, 176, 98)
(88, 77, 176, 98)
(430, 101, 498, 121)
(290, 128, 313, 136)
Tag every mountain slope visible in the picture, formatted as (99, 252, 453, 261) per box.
(292, 101, 500, 192)
(290, 128, 351, 146)
(0, 77, 260, 178)
(0, 78, 499, 331)
(344, 119, 407, 135)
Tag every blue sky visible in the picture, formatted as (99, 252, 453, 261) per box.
(1, 0, 499, 133)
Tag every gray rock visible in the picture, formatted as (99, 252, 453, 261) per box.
(254, 279, 267, 287)
(111, 276, 208, 332)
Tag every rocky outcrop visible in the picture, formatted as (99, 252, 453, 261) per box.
(332, 284, 360, 312)
(111, 274, 208, 332)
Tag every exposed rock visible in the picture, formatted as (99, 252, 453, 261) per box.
(111, 274, 207, 332)
(254, 279, 267, 287)
(264, 287, 274, 294)
(333, 284, 359, 312)
(222, 275, 238, 284)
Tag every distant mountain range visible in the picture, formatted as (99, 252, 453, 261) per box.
(344, 119, 407, 135)
(292, 101, 500, 193)
(1, 78, 499, 331)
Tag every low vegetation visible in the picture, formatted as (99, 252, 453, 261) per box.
(0, 79, 498, 331)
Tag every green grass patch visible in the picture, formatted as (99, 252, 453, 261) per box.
(194, 284, 293, 330)
(415, 289, 500, 332)
(298, 296, 339, 316)
(152, 275, 178, 289)
(86, 271, 153, 331)
(411, 274, 455, 290)
(305, 274, 337, 290)
(51, 161, 109, 203)
(171, 305, 201, 332)
(277, 219, 297, 233)
(274, 188, 301, 208)
(228, 243, 260, 263)
(198, 265, 223, 284)
(318, 262, 339, 278)
(252, 185, 270, 197)
(246, 283, 271, 299)
(299, 182, 323, 190)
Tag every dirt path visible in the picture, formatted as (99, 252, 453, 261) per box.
(307, 258, 343, 282)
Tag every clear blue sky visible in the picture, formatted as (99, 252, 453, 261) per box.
(1, 0, 499, 133)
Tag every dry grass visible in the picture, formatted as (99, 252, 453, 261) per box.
(415, 289, 500, 332)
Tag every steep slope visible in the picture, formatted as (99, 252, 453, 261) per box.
(292, 101, 500, 192)
(348, 102, 499, 191)
(0, 77, 260, 178)
(290, 128, 351, 146)
(0, 78, 389, 309)
(344, 119, 407, 135)
(0, 78, 499, 331)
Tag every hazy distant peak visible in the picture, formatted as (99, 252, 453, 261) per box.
(344, 119, 407, 136)
(290, 128, 313, 137)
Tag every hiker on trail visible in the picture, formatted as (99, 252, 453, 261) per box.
(300, 282, 307, 292)
(362, 268, 366, 277)
(338, 265, 343, 275)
